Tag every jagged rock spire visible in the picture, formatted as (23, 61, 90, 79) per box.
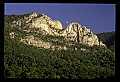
(62, 22, 106, 46)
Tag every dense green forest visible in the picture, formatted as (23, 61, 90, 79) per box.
(4, 15, 115, 79)
(96, 31, 115, 52)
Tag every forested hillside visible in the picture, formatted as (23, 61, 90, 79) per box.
(96, 31, 115, 52)
(4, 15, 115, 79)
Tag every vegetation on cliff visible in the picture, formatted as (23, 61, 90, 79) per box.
(4, 14, 115, 79)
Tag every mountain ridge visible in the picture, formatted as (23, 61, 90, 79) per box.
(4, 12, 115, 79)
(7, 12, 106, 51)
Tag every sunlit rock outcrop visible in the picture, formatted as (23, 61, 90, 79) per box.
(10, 12, 106, 50)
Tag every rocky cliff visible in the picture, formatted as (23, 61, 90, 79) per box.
(10, 12, 106, 50)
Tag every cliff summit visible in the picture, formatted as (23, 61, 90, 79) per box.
(10, 12, 106, 50)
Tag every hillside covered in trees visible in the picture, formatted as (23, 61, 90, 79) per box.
(4, 14, 115, 79)
(96, 31, 115, 52)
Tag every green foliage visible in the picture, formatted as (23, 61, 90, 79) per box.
(96, 31, 115, 52)
(4, 15, 23, 22)
(31, 31, 66, 46)
(96, 31, 115, 43)
(4, 14, 115, 79)
(4, 35, 115, 79)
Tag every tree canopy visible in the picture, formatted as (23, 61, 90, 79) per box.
(4, 15, 115, 79)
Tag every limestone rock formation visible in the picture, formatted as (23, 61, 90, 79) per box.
(62, 22, 106, 46)
(10, 12, 106, 50)
(53, 20, 63, 30)
(20, 35, 67, 50)
(9, 32, 15, 39)
(20, 35, 52, 49)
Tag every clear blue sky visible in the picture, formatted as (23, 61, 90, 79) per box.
(4, 3, 115, 34)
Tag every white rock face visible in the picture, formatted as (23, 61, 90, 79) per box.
(54, 20, 63, 30)
(80, 48, 87, 51)
(20, 35, 52, 49)
(30, 12, 37, 18)
(31, 15, 63, 33)
(20, 35, 68, 50)
(63, 22, 82, 33)
(10, 12, 106, 48)
(62, 22, 106, 47)
(31, 18, 49, 32)
(9, 32, 15, 39)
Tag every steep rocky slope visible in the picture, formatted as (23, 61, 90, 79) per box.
(8, 12, 106, 50)
(4, 12, 115, 79)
